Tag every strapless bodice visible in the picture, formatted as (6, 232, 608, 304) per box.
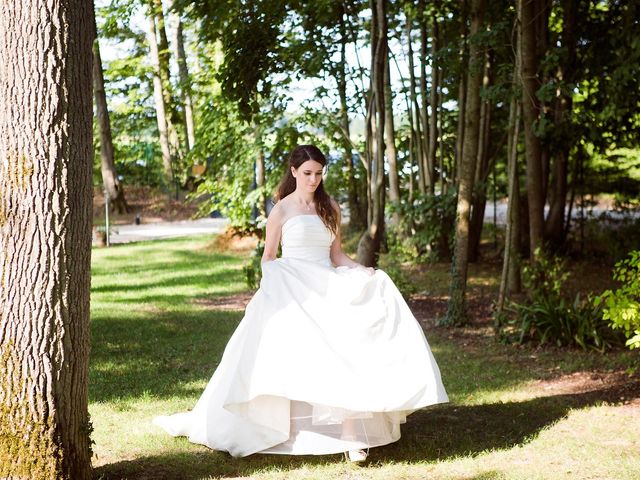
(281, 215, 334, 266)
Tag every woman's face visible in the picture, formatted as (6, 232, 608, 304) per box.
(292, 160, 324, 193)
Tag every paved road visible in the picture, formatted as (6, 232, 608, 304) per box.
(102, 204, 637, 245)
(106, 217, 229, 244)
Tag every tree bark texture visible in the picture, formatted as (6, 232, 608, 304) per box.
(93, 39, 129, 214)
(0, 1, 95, 478)
(445, 0, 485, 326)
(519, 0, 545, 258)
(357, 0, 387, 267)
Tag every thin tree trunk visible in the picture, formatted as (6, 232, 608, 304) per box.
(404, 9, 426, 194)
(173, 8, 196, 151)
(357, 0, 387, 267)
(428, 9, 440, 190)
(545, 0, 576, 248)
(445, 0, 486, 326)
(418, 0, 432, 192)
(384, 43, 400, 227)
(0, 1, 94, 477)
(153, 0, 182, 166)
(498, 97, 523, 312)
(93, 39, 129, 214)
(338, 14, 363, 230)
(519, 0, 545, 259)
(455, 0, 469, 181)
(147, 14, 174, 184)
(468, 51, 493, 262)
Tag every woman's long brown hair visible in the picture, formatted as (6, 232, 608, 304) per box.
(275, 145, 338, 235)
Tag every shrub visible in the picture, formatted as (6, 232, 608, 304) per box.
(595, 250, 640, 349)
(499, 249, 623, 352)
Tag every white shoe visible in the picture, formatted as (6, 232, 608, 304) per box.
(345, 449, 368, 463)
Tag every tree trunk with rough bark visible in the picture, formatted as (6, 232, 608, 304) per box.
(445, 0, 485, 326)
(519, 0, 545, 259)
(357, 0, 387, 267)
(0, 1, 94, 477)
(93, 39, 129, 214)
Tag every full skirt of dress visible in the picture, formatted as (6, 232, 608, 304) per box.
(153, 257, 448, 457)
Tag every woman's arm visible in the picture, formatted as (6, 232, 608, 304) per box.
(261, 203, 283, 264)
(329, 199, 374, 274)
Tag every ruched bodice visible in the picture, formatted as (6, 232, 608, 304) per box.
(281, 215, 334, 266)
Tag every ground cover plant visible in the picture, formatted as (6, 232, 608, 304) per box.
(91, 235, 640, 480)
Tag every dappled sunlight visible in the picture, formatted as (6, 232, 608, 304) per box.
(89, 236, 640, 479)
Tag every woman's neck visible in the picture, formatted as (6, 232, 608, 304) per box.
(292, 189, 315, 205)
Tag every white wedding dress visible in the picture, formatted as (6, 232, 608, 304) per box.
(153, 214, 448, 457)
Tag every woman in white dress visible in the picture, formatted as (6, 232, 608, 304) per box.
(153, 145, 448, 462)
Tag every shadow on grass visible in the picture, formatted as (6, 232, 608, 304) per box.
(93, 380, 640, 480)
(90, 310, 242, 403)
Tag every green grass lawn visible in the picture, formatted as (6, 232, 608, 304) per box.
(90, 235, 640, 480)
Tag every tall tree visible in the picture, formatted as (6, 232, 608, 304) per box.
(173, 5, 196, 152)
(93, 38, 129, 214)
(545, 0, 577, 247)
(0, 0, 95, 477)
(519, 0, 545, 258)
(147, 13, 174, 184)
(445, 0, 486, 325)
(357, 0, 388, 267)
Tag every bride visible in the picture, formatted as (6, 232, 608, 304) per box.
(153, 145, 448, 462)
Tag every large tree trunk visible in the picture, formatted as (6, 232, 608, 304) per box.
(173, 7, 196, 152)
(519, 0, 545, 259)
(0, 1, 94, 478)
(357, 0, 387, 267)
(147, 14, 174, 185)
(445, 0, 486, 326)
(93, 39, 129, 214)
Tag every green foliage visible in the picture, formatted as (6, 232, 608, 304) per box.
(388, 191, 457, 263)
(244, 240, 265, 290)
(500, 249, 623, 352)
(595, 250, 640, 349)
